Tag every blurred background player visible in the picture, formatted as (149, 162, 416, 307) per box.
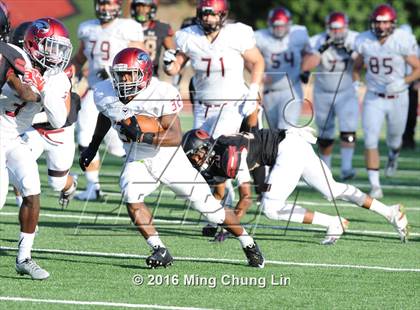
(130, 0, 175, 76)
(71, 0, 144, 201)
(79, 48, 265, 268)
(164, 0, 264, 138)
(255, 6, 318, 130)
(310, 12, 359, 180)
(353, 4, 420, 198)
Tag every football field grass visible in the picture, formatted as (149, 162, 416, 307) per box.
(1, 113, 419, 309)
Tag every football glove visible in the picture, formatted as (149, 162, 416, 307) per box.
(163, 49, 178, 69)
(79, 145, 98, 171)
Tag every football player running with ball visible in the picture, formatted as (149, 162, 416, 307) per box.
(79, 48, 265, 269)
(353, 4, 420, 198)
(182, 127, 409, 244)
(72, 0, 144, 201)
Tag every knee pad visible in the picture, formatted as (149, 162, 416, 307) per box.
(197, 197, 226, 225)
(317, 138, 334, 148)
(335, 184, 367, 206)
(262, 199, 306, 222)
(340, 132, 356, 144)
(48, 175, 68, 192)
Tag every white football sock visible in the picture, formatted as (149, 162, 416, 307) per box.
(238, 229, 254, 248)
(85, 171, 100, 190)
(17, 232, 35, 263)
(146, 235, 165, 249)
(370, 199, 392, 220)
(312, 212, 335, 227)
(320, 154, 332, 169)
(16, 195, 23, 208)
(340, 147, 354, 172)
(367, 169, 380, 188)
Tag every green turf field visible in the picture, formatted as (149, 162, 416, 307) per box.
(0, 113, 419, 309)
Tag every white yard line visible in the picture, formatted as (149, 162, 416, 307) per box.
(0, 297, 216, 310)
(0, 247, 419, 273)
(1, 211, 419, 236)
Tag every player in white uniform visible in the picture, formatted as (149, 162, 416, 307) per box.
(79, 48, 265, 268)
(10, 21, 79, 209)
(310, 12, 359, 180)
(163, 0, 264, 138)
(353, 4, 420, 198)
(255, 6, 319, 130)
(72, 0, 144, 201)
(0, 17, 73, 280)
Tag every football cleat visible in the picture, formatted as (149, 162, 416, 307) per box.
(213, 229, 231, 242)
(243, 243, 265, 268)
(146, 247, 173, 269)
(341, 168, 356, 181)
(202, 224, 218, 237)
(369, 186, 383, 199)
(388, 204, 408, 242)
(75, 183, 103, 201)
(59, 178, 78, 208)
(385, 156, 398, 177)
(321, 217, 349, 245)
(16, 258, 49, 280)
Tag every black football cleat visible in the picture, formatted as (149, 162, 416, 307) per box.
(146, 247, 173, 269)
(243, 243, 265, 268)
(202, 224, 218, 237)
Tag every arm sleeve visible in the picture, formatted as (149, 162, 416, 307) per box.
(41, 72, 70, 128)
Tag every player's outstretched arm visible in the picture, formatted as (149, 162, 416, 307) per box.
(352, 54, 364, 83)
(243, 47, 265, 86)
(163, 51, 188, 76)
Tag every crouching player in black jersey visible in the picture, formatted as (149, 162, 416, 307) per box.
(182, 127, 409, 244)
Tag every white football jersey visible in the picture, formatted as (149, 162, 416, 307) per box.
(255, 25, 313, 91)
(0, 45, 70, 141)
(354, 28, 418, 93)
(78, 18, 144, 87)
(310, 30, 358, 92)
(94, 78, 183, 160)
(175, 23, 255, 105)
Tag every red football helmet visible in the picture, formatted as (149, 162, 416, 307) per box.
(110, 48, 153, 102)
(23, 18, 73, 70)
(196, 0, 229, 34)
(370, 4, 397, 38)
(131, 0, 159, 24)
(268, 7, 292, 39)
(0, 1, 10, 42)
(95, 0, 122, 23)
(325, 12, 349, 46)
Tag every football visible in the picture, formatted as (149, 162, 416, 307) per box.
(121, 115, 163, 133)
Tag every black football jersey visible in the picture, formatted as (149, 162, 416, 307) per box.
(143, 21, 174, 76)
(202, 129, 286, 184)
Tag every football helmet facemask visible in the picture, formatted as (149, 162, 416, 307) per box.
(182, 129, 215, 172)
(95, 0, 122, 23)
(23, 18, 73, 70)
(110, 48, 153, 103)
(196, 0, 228, 34)
(131, 0, 158, 24)
(326, 12, 349, 47)
(370, 4, 397, 39)
(268, 7, 292, 39)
